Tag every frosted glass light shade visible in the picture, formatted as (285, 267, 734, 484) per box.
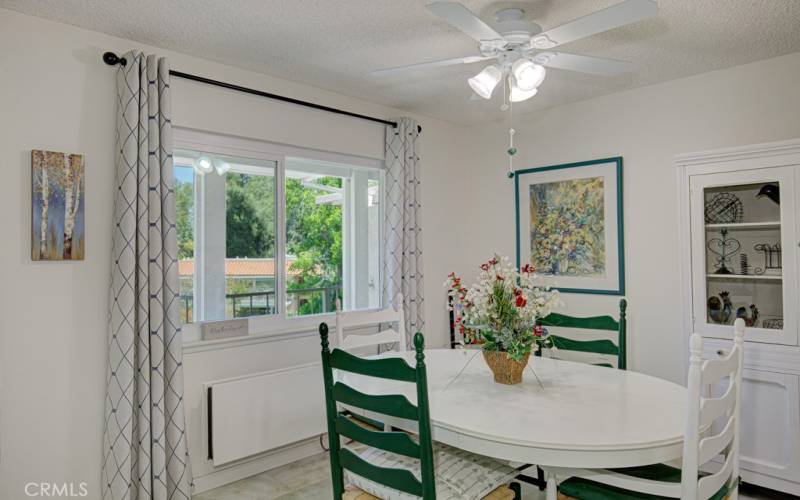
(512, 59, 546, 91)
(510, 83, 538, 102)
(468, 65, 503, 99)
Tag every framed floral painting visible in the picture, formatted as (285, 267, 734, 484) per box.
(515, 157, 624, 295)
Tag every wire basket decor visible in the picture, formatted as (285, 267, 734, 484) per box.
(762, 318, 783, 330)
(705, 192, 744, 224)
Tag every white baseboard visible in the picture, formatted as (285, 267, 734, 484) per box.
(741, 469, 800, 497)
(192, 436, 324, 494)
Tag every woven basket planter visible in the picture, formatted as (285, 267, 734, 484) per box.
(482, 350, 531, 385)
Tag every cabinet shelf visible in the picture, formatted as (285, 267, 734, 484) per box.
(706, 273, 782, 281)
(705, 222, 781, 229)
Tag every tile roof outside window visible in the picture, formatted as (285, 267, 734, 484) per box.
(178, 258, 299, 277)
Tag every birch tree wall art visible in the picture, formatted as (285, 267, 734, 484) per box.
(31, 150, 85, 260)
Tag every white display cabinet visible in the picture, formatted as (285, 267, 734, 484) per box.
(677, 139, 800, 496)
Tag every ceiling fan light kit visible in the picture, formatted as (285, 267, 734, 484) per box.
(511, 58, 546, 91)
(509, 81, 538, 103)
(377, 0, 658, 173)
(469, 57, 544, 103)
(468, 64, 503, 99)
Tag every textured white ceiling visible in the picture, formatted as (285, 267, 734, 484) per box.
(3, 0, 800, 124)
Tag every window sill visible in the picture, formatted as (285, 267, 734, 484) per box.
(181, 307, 386, 354)
(182, 314, 335, 354)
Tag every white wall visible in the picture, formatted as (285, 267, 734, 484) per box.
(0, 8, 476, 499)
(4, 5, 800, 498)
(463, 51, 800, 384)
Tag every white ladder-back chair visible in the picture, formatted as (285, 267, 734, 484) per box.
(548, 318, 745, 500)
(335, 294, 406, 352)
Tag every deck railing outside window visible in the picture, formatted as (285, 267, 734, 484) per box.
(179, 284, 342, 324)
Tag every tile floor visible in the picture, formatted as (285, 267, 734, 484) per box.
(195, 452, 795, 499)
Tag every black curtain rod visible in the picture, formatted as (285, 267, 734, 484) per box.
(102, 52, 421, 133)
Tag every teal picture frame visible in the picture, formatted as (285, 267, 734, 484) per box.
(515, 157, 625, 296)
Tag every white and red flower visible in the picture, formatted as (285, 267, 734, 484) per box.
(445, 255, 562, 358)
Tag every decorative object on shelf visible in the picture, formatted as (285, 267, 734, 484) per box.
(704, 192, 743, 224)
(707, 291, 732, 324)
(753, 243, 782, 275)
(736, 304, 759, 327)
(762, 318, 783, 330)
(445, 255, 561, 384)
(707, 228, 740, 274)
(756, 183, 780, 204)
(31, 150, 85, 261)
(739, 253, 749, 275)
(515, 157, 625, 295)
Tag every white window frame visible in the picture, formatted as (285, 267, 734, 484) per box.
(174, 127, 385, 342)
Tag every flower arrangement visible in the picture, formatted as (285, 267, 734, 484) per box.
(446, 255, 562, 362)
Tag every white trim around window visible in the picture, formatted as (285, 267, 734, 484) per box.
(175, 127, 385, 345)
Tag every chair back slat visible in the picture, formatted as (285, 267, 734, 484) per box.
(330, 348, 416, 382)
(333, 382, 418, 420)
(539, 313, 619, 330)
(700, 352, 740, 386)
(320, 323, 435, 498)
(335, 414, 420, 458)
(550, 337, 619, 356)
(537, 299, 627, 369)
(339, 329, 406, 351)
(699, 382, 736, 427)
(681, 319, 745, 500)
(698, 414, 735, 464)
(340, 307, 405, 327)
(698, 451, 735, 500)
(336, 295, 407, 352)
(339, 448, 423, 497)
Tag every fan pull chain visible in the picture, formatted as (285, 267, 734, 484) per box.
(507, 82, 516, 178)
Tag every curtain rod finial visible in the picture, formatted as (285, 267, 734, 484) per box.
(103, 52, 126, 67)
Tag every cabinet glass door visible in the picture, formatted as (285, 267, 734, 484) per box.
(690, 167, 797, 345)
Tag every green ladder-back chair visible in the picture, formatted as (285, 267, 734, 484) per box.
(536, 299, 627, 370)
(520, 299, 629, 492)
(319, 324, 521, 500)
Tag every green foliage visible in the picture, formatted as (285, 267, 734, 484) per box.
(472, 270, 553, 361)
(174, 168, 344, 317)
(478, 279, 552, 361)
(286, 177, 343, 315)
(225, 173, 275, 258)
(175, 179, 194, 260)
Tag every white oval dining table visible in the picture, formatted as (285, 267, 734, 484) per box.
(338, 349, 687, 500)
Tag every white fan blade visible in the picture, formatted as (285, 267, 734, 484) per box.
(371, 55, 492, 75)
(535, 0, 657, 48)
(426, 2, 505, 43)
(539, 52, 635, 76)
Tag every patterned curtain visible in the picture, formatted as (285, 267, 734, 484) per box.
(383, 117, 425, 346)
(102, 52, 192, 500)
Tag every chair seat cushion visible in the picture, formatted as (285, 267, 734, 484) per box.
(344, 443, 517, 500)
(558, 463, 732, 500)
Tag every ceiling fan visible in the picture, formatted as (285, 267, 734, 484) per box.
(373, 0, 658, 102)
